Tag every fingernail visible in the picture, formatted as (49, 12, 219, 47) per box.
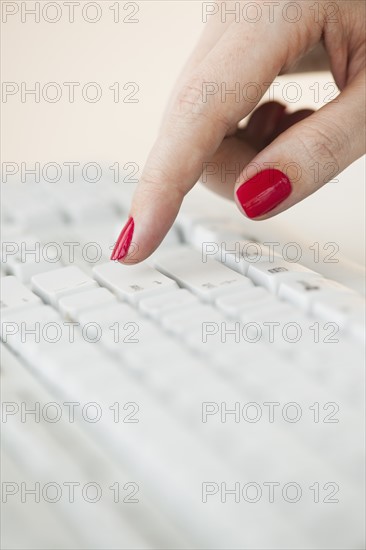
(236, 169, 291, 219)
(110, 217, 134, 261)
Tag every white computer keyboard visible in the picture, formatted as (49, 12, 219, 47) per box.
(1, 182, 365, 549)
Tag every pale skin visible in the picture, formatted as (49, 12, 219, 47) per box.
(120, 0, 365, 264)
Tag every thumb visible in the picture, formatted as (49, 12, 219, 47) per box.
(234, 72, 365, 220)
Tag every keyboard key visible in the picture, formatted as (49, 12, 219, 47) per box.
(41, 182, 118, 222)
(161, 304, 225, 336)
(312, 291, 365, 327)
(36, 225, 110, 276)
(77, 301, 144, 354)
(174, 194, 233, 240)
(195, 235, 283, 276)
(247, 260, 319, 293)
(278, 277, 354, 311)
(2, 301, 141, 397)
(191, 219, 249, 245)
(0, 276, 42, 315)
(1, 304, 60, 357)
(7, 259, 63, 284)
(139, 288, 199, 319)
(58, 287, 117, 320)
(153, 245, 252, 301)
(31, 266, 98, 306)
(93, 261, 178, 303)
(215, 286, 273, 317)
(1, 233, 64, 282)
(239, 304, 308, 349)
(188, 212, 280, 251)
(77, 301, 140, 328)
(2, 185, 64, 228)
(122, 328, 183, 373)
(218, 242, 282, 275)
(239, 300, 296, 324)
(0, 233, 39, 264)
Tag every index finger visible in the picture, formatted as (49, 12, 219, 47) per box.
(113, 19, 311, 264)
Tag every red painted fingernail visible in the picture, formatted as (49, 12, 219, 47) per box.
(236, 169, 291, 219)
(110, 217, 134, 261)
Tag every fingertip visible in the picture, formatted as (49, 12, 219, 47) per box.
(110, 217, 134, 262)
(112, 188, 184, 265)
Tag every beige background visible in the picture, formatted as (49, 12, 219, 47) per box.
(1, 0, 365, 264)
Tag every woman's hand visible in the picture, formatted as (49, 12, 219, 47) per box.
(111, 0, 365, 263)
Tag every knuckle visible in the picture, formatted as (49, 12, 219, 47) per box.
(175, 78, 205, 116)
(140, 167, 185, 201)
(172, 75, 231, 132)
(296, 119, 346, 170)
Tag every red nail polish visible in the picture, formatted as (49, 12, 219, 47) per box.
(236, 169, 291, 219)
(110, 217, 134, 261)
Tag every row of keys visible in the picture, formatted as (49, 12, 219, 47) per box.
(152, 245, 253, 301)
(2, 267, 362, 411)
(2, 241, 364, 343)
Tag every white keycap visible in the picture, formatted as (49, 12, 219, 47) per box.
(93, 261, 178, 304)
(58, 287, 116, 319)
(196, 237, 283, 276)
(215, 286, 273, 317)
(31, 266, 98, 306)
(161, 304, 225, 336)
(1, 304, 141, 403)
(153, 245, 251, 301)
(1, 304, 60, 355)
(122, 326, 182, 373)
(247, 260, 319, 293)
(239, 300, 295, 323)
(188, 212, 279, 251)
(77, 301, 140, 328)
(7, 259, 64, 283)
(139, 288, 199, 319)
(41, 182, 118, 222)
(37, 225, 110, 275)
(174, 194, 233, 240)
(0, 276, 42, 315)
(238, 303, 305, 347)
(77, 301, 142, 353)
(2, 185, 64, 228)
(278, 277, 354, 311)
(76, 299, 191, 376)
(191, 219, 250, 245)
(95, 181, 136, 215)
(0, 233, 64, 282)
(312, 291, 365, 327)
(0, 233, 39, 263)
(70, 220, 117, 259)
(222, 241, 284, 275)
